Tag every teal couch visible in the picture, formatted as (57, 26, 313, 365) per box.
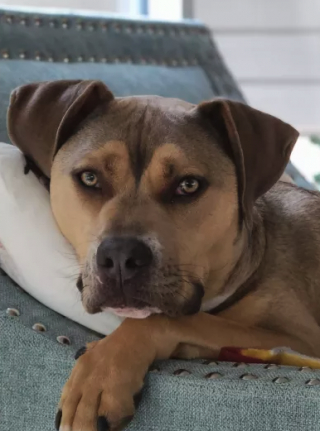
(1, 7, 319, 431)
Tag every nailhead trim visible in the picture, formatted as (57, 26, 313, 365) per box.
(32, 323, 46, 332)
(240, 373, 258, 381)
(6, 308, 20, 317)
(1, 13, 209, 37)
(203, 360, 219, 366)
(265, 364, 279, 370)
(205, 372, 222, 379)
(233, 362, 247, 368)
(173, 369, 191, 376)
(0, 49, 199, 67)
(57, 335, 71, 346)
(306, 378, 320, 386)
(273, 377, 290, 384)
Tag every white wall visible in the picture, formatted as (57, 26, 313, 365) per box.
(193, 0, 320, 130)
(0, 0, 117, 12)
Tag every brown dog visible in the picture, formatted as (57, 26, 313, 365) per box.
(7, 80, 320, 431)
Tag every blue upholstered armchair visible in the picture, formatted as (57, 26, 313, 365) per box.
(1, 7, 319, 431)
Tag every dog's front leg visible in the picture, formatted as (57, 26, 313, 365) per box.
(56, 312, 311, 431)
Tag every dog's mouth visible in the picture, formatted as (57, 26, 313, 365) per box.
(103, 306, 162, 319)
(77, 269, 204, 318)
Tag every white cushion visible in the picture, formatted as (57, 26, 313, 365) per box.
(0, 143, 122, 335)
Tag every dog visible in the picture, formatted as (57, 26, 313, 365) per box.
(7, 79, 320, 431)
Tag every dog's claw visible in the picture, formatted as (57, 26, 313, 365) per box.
(55, 409, 62, 430)
(74, 346, 87, 360)
(97, 416, 110, 431)
(133, 390, 143, 409)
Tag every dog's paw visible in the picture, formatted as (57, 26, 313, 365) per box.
(56, 337, 145, 431)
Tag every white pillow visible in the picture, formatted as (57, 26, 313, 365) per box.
(0, 143, 122, 335)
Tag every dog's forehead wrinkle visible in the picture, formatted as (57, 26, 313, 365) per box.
(58, 96, 233, 185)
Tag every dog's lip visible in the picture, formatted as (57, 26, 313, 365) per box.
(103, 306, 162, 319)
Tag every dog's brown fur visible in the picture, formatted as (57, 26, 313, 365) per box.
(8, 80, 320, 431)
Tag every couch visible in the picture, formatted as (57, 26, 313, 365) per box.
(1, 7, 320, 431)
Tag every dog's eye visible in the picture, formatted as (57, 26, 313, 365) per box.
(175, 177, 200, 196)
(79, 172, 100, 188)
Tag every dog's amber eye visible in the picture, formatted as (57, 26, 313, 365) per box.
(176, 177, 200, 196)
(80, 172, 100, 188)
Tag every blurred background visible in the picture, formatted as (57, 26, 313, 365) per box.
(1, 0, 319, 187)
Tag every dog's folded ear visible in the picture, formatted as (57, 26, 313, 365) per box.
(198, 99, 299, 222)
(7, 80, 114, 178)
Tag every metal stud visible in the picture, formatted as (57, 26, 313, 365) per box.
(171, 59, 178, 67)
(35, 53, 41, 61)
(306, 379, 320, 386)
(265, 364, 279, 370)
(57, 335, 71, 345)
(112, 23, 120, 33)
(113, 57, 120, 64)
(1, 50, 9, 59)
(173, 369, 191, 376)
(204, 360, 218, 366)
(34, 18, 41, 27)
(273, 377, 290, 384)
(76, 22, 83, 30)
(48, 56, 54, 62)
(49, 20, 56, 28)
(101, 23, 108, 32)
(6, 15, 13, 24)
(205, 372, 222, 379)
(32, 323, 46, 332)
(61, 20, 69, 29)
(157, 28, 165, 36)
(77, 56, 84, 62)
(240, 373, 258, 381)
(19, 52, 26, 59)
(63, 56, 70, 63)
(233, 362, 247, 368)
(125, 25, 133, 34)
(147, 26, 154, 34)
(88, 23, 95, 31)
(89, 56, 95, 62)
(6, 308, 20, 317)
(20, 18, 27, 25)
(136, 26, 143, 34)
(100, 57, 107, 63)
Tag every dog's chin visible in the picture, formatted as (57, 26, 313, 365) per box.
(103, 306, 162, 319)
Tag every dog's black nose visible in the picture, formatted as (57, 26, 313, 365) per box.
(96, 237, 153, 282)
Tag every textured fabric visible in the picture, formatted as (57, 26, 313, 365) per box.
(2, 275, 320, 431)
(0, 8, 243, 144)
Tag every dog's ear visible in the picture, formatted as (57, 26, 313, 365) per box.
(198, 99, 299, 222)
(7, 80, 114, 178)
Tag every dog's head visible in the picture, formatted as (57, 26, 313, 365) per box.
(7, 80, 298, 318)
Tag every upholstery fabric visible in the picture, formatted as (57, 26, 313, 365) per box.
(2, 275, 320, 431)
